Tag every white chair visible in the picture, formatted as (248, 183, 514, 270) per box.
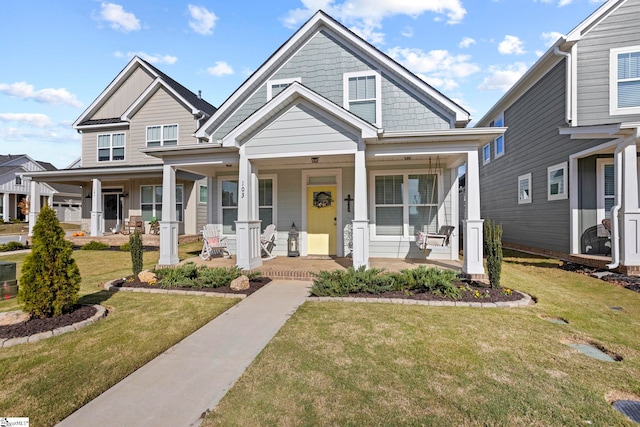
(260, 224, 277, 260)
(416, 226, 455, 250)
(200, 224, 230, 260)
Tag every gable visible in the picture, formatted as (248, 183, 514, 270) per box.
(91, 66, 155, 121)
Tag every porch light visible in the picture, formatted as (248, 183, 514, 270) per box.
(288, 223, 299, 257)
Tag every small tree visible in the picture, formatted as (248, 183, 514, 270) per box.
(18, 205, 81, 317)
(129, 230, 143, 276)
(484, 218, 503, 288)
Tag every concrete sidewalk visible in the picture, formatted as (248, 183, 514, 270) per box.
(57, 280, 310, 427)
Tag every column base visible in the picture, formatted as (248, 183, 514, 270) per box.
(235, 220, 262, 270)
(90, 211, 103, 237)
(462, 219, 485, 276)
(351, 219, 370, 269)
(158, 221, 179, 265)
(620, 212, 640, 268)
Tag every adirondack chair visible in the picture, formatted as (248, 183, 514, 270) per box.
(260, 224, 277, 260)
(200, 225, 230, 260)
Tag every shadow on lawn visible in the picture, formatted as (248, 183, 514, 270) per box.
(79, 290, 116, 306)
(502, 250, 561, 269)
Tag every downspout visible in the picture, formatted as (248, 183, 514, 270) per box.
(553, 44, 572, 124)
(607, 143, 624, 269)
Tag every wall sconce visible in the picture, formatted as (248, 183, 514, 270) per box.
(85, 193, 92, 199)
(225, 164, 232, 168)
(121, 193, 129, 198)
(311, 157, 319, 164)
(404, 156, 412, 161)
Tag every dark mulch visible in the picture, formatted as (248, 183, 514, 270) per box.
(344, 281, 523, 303)
(0, 305, 98, 339)
(560, 262, 640, 293)
(111, 277, 272, 296)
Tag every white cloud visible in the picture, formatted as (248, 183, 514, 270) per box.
(388, 47, 480, 79)
(417, 74, 459, 91)
(0, 82, 82, 107)
(207, 61, 234, 76)
(114, 51, 177, 64)
(188, 4, 217, 35)
(478, 62, 529, 91)
(401, 26, 414, 38)
(282, 0, 466, 44)
(498, 35, 526, 55)
(459, 37, 476, 48)
(97, 2, 140, 32)
(541, 31, 564, 47)
(0, 113, 52, 128)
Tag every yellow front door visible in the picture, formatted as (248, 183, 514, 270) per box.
(307, 186, 337, 256)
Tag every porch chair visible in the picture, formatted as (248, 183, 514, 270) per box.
(125, 215, 144, 234)
(416, 225, 455, 250)
(200, 224, 230, 260)
(260, 224, 277, 260)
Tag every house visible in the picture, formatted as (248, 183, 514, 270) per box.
(476, 0, 640, 275)
(0, 154, 81, 224)
(24, 57, 217, 236)
(26, 11, 503, 278)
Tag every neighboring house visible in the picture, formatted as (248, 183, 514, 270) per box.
(143, 10, 501, 276)
(476, 0, 640, 275)
(0, 154, 81, 224)
(25, 56, 217, 236)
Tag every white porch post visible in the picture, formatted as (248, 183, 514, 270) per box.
(235, 152, 262, 270)
(90, 178, 103, 237)
(352, 147, 369, 268)
(46, 195, 52, 208)
(158, 164, 179, 265)
(462, 150, 485, 278)
(620, 138, 640, 268)
(449, 168, 460, 260)
(2, 193, 8, 222)
(28, 180, 41, 236)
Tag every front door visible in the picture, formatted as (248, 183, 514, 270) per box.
(307, 186, 337, 256)
(103, 194, 123, 233)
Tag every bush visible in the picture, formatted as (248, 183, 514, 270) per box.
(119, 242, 130, 252)
(484, 218, 503, 288)
(310, 266, 392, 297)
(0, 241, 26, 252)
(152, 264, 256, 289)
(155, 262, 199, 288)
(397, 266, 461, 298)
(81, 241, 109, 250)
(198, 266, 242, 288)
(129, 231, 143, 276)
(18, 205, 81, 318)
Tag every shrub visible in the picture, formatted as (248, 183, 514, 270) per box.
(0, 241, 26, 252)
(119, 242, 130, 252)
(198, 266, 243, 288)
(129, 230, 143, 276)
(484, 218, 503, 288)
(155, 262, 199, 288)
(310, 266, 392, 296)
(81, 241, 109, 250)
(18, 205, 81, 318)
(397, 266, 461, 299)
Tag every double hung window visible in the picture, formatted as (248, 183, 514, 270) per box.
(146, 125, 178, 147)
(547, 162, 567, 201)
(344, 71, 381, 126)
(219, 177, 275, 234)
(518, 173, 531, 204)
(610, 47, 640, 114)
(141, 184, 183, 222)
(98, 133, 125, 161)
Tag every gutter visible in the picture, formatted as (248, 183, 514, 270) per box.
(607, 143, 623, 269)
(553, 44, 572, 124)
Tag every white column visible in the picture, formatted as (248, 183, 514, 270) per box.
(158, 164, 179, 265)
(352, 147, 369, 269)
(46, 195, 52, 208)
(449, 168, 460, 260)
(620, 139, 640, 267)
(569, 156, 580, 254)
(2, 193, 8, 222)
(90, 178, 103, 236)
(462, 150, 485, 278)
(28, 180, 41, 236)
(206, 176, 214, 225)
(235, 153, 262, 270)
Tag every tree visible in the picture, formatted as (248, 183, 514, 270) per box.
(18, 205, 81, 317)
(129, 230, 143, 276)
(484, 218, 503, 288)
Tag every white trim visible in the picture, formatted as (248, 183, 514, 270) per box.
(258, 174, 277, 233)
(518, 173, 532, 204)
(596, 158, 615, 225)
(198, 184, 208, 205)
(140, 184, 184, 223)
(146, 123, 179, 147)
(492, 113, 505, 158)
(482, 143, 491, 165)
(266, 77, 301, 101)
(343, 70, 382, 127)
(609, 45, 640, 116)
(547, 162, 568, 201)
(301, 168, 343, 257)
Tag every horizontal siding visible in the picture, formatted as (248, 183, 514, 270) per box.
(576, 1, 640, 125)
(80, 126, 130, 168)
(93, 66, 154, 120)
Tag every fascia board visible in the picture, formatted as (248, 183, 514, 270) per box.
(566, 0, 626, 42)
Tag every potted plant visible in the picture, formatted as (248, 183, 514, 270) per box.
(149, 217, 160, 234)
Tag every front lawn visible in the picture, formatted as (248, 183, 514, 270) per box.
(0, 246, 239, 426)
(203, 250, 640, 426)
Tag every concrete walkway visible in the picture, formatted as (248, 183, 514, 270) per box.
(57, 280, 311, 427)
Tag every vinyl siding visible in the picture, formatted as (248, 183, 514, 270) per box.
(576, 0, 640, 125)
(92, 67, 154, 120)
(80, 126, 130, 168)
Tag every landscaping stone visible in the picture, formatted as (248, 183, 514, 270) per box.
(138, 270, 157, 283)
(230, 275, 250, 291)
(0, 311, 30, 326)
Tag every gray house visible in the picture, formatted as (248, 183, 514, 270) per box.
(476, 0, 640, 275)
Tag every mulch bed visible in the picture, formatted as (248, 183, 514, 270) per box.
(111, 276, 272, 297)
(560, 262, 640, 293)
(0, 305, 97, 339)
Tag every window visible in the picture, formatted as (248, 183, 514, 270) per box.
(146, 125, 178, 147)
(610, 46, 640, 114)
(199, 185, 208, 204)
(373, 173, 438, 237)
(597, 158, 615, 223)
(482, 143, 491, 165)
(15, 176, 22, 185)
(518, 173, 532, 204)
(344, 71, 381, 126)
(491, 114, 505, 158)
(266, 78, 300, 100)
(140, 184, 183, 222)
(97, 133, 125, 162)
(547, 162, 568, 201)
(219, 177, 275, 234)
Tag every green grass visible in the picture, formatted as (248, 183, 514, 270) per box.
(203, 250, 640, 426)
(0, 245, 239, 426)
(0, 222, 80, 235)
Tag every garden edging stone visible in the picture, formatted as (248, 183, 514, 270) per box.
(102, 278, 247, 299)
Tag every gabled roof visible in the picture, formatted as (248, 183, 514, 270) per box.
(73, 56, 216, 128)
(197, 10, 469, 141)
(222, 81, 379, 148)
(476, 0, 627, 126)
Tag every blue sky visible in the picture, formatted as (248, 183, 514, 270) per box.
(0, 0, 606, 168)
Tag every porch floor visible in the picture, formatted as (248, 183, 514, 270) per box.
(568, 254, 612, 270)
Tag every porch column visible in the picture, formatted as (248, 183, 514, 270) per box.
(352, 147, 369, 268)
(462, 150, 485, 278)
(449, 168, 460, 260)
(28, 180, 41, 236)
(235, 152, 262, 270)
(620, 138, 640, 268)
(90, 178, 103, 237)
(2, 193, 8, 222)
(158, 164, 179, 265)
(46, 195, 52, 208)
